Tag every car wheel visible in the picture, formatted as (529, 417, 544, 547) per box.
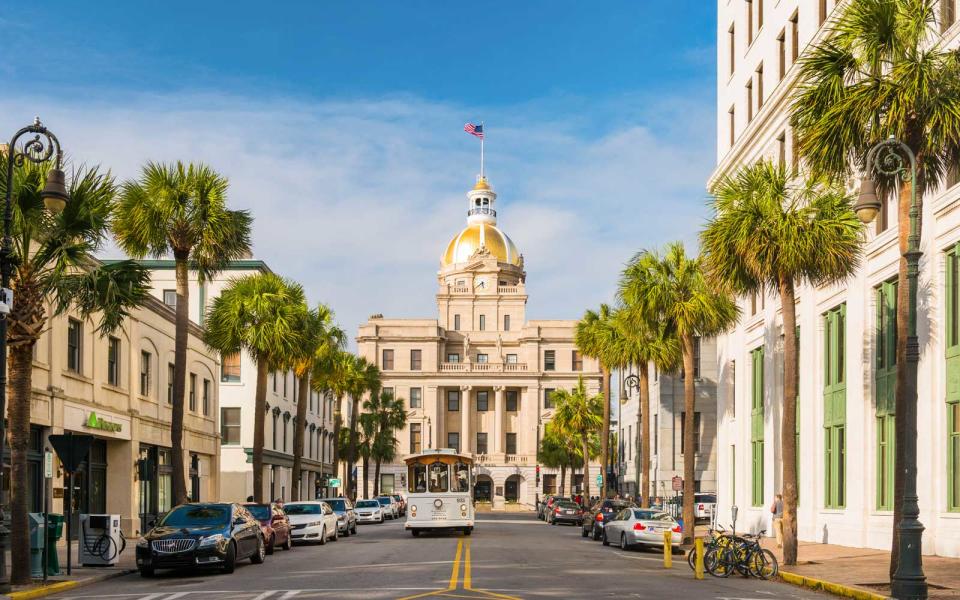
(342, 525, 350, 537)
(351, 523, 358, 535)
(222, 541, 237, 574)
(266, 534, 275, 555)
(620, 533, 630, 551)
(592, 526, 602, 541)
(332, 526, 339, 541)
(551, 519, 557, 526)
(378, 517, 384, 524)
(463, 527, 472, 536)
(283, 534, 292, 551)
(318, 526, 327, 545)
(251, 535, 266, 564)
(601, 530, 610, 546)
(139, 567, 154, 578)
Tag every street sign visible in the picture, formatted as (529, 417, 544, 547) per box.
(48, 432, 94, 473)
(329, 477, 342, 488)
(44, 449, 53, 479)
(672, 476, 683, 491)
(595, 474, 602, 487)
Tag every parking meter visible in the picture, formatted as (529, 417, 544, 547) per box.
(731, 505, 739, 535)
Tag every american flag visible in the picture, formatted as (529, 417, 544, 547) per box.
(464, 123, 484, 139)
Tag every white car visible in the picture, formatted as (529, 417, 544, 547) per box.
(694, 493, 717, 523)
(600, 508, 682, 550)
(284, 501, 339, 544)
(375, 495, 399, 519)
(355, 499, 385, 523)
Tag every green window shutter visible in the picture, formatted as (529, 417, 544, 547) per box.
(796, 326, 801, 506)
(950, 402, 960, 511)
(948, 245, 960, 510)
(875, 280, 896, 510)
(824, 304, 847, 509)
(751, 346, 765, 506)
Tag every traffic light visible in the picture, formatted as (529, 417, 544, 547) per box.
(535, 465, 541, 485)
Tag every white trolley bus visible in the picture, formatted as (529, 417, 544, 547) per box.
(404, 449, 475, 536)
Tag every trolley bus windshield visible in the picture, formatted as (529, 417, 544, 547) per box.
(406, 451, 474, 494)
(429, 461, 448, 492)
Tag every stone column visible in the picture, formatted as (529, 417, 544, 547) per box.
(430, 385, 442, 449)
(460, 385, 472, 453)
(494, 386, 505, 455)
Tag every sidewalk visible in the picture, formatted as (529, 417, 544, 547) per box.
(5, 542, 136, 600)
(762, 538, 960, 598)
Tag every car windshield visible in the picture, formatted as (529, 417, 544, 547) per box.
(392, 495, 402, 501)
(324, 500, 346, 511)
(284, 503, 323, 515)
(556, 502, 579, 509)
(634, 510, 673, 521)
(356, 500, 380, 508)
(245, 505, 271, 520)
(602, 501, 629, 511)
(696, 494, 717, 503)
(377, 497, 392, 506)
(159, 505, 230, 527)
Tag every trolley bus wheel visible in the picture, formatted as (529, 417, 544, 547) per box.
(463, 527, 472, 536)
(411, 529, 420, 537)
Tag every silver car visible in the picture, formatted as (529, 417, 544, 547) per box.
(375, 495, 399, 519)
(355, 499, 385, 524)
(600, 508, 682, 551)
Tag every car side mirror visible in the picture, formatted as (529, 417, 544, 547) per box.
(233, 516, 245, 525)
(147, 519, 156, 528)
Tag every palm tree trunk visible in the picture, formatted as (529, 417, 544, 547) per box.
(374, 458, 382, 497)
(639, 364, 651, 508)
(582, 434, 591, 500)
(348, 395, 360, 500)
(363, 454, 370, 499)
(560, 465, 567, 497)
(600, 366, 610, 497)
(8, 343, 34, 583)
(681, 333, 697, 545)
(252, 357, 269, 503)
(891, 179, 912, 578)
(779, 276, 800, 566)
(170, 253, 190, 505)
(292, 372, 310, 501)
(332, 397, 342, 485)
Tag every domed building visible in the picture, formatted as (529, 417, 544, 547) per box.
(357, 176, 602, 508)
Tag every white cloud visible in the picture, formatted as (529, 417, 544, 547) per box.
(0, 90, 714, 343)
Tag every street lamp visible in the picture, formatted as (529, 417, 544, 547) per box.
(624, 373, 640, 500)
(0, 118, 68, 592)
(856, 135, 927, 600)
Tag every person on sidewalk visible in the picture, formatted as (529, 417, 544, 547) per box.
(771, 494, 784, 548)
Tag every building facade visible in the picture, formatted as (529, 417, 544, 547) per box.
(357, 176, 602, 508)
(19, 293, 220, 537)
(140, 260, 337, 503)
(713, 0, 960, 557)
(615, 338, 720, 502)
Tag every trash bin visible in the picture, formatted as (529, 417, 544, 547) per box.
(28, 513, 46, 578)
(46, 514, 65, 575)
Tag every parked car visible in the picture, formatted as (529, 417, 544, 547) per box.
(376, 495, 399, 519)
(694, 493, 717, 523)
(318, 497, 358, 536)
(599, 508, 682, 550)
(540, 496, 570, 521)
(284, 501, 340, 544)
(391, 494, 406, 515)
(548, 500, 584, 526)
(581, 499, 636, 541)
(355, 499, 385, 524)
(243, 502, 292, 554)
(136, 502, 265, 577)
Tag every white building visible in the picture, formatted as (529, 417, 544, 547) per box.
(712, 0, 960, 557)
(140, 259, 337, 502)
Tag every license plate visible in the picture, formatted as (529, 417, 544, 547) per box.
(648, 527, 657, 532)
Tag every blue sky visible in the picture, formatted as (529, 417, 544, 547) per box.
(0, 1, 717, 339)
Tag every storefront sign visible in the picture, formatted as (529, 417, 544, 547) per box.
(328, 478, 342, 488)
(84, 411, 122, 433)
(44, 450, 53, 479)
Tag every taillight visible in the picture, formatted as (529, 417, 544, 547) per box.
(633, 523, 646, 531)
(596, 513, 604, 522)
(698, 504, 704, 510)
(554, 508, 560, 514)
(672, 525, 682, 533)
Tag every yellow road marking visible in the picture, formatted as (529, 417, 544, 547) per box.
(463, 541, 472, 589)
(396, 537, 521, 600)
(449, 540, 464, 590)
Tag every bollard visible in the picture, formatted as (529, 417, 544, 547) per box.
(694, 538, 704, 579)
(663, 530, 672, 568)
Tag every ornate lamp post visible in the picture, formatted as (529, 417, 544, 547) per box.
(624, 373, 640, 499)
(855, 135, 927, 600)
(0, 118, 69, 591)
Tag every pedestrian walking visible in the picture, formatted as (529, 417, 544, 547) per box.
(770, 494, 784, 548)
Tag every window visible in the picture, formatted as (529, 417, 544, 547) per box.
(506, 433, 517, 455)
(790, 12, 799, 63)
(876, 280, 897, 510)
(410, 387, 422, 409)
(731, 445, 737, 506)
(447, 353, 460, 363)
(544, 350, 556, 371)
(382, 349, 394, 370)
(283, 415, 289, 452)
(162, 289, 177, 309)
(746, 79, 754, 123)
(506, 390, 518, 411)
(757, 0, 763, 29)
(447, 432, 460, 452)
(681, 411, 702, 454)
(751, 346, 764, 506)
(167, 363, 175, 404)
(729, 106, 736, 146)
(67, 318, 82, 373)
(505, 354, 517, 364)
(476, 432, 488, 454)
(946, 245, 960, 510)
(728, 23, 736, 75)
(476, 390, 489, 411)
(272, 412, 279, 449)
(283, 372, 288, 397)
(140, 351, 151, 396)
(447, 389, 460, 411)
(410, 423, 422, 454)
(476, 353, 488, 364)
(410, 349, 422, 370)
(479, 314, 486, 331)
(504, 314, 511, 331)
(572, 350, 583, 371)
(746, 1, 754, 45)
(107, 336, 120, 386)
(221, 407, 241, 444)
(454, 314, 461, 331)
(189, 373, 197, 412)
(221, 352, 240, 383)
(950, 402, 960, 511)
(943, 0, 957, 33)
(203, 379, 211, 416)
(544, 388, 555, 410)
(819, 0, 828, 25)
(756, 63, 764, 109)
(777, 132, 786, 166)
(730, 360, 736, 419)
(824, 304, 847, 508)
(381, 473, 395, 494)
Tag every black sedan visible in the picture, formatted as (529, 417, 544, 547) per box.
(136, 503, 265, 577)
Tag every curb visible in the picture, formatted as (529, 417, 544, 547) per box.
(8, 569, 136, 600)
(779, 570, 888, 600)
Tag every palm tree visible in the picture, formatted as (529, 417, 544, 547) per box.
(0, 156, 150, 584)
(358, 412, 377, 499)
(327, 351, 354, 490)
(620, 242, 738, 544)
(575, 305, 621, 497)
(115, 161, 251, 504)
(539, 424, 570, 495)
(365, 388, 407, 496)
(346, 355, 380, 499)
(790, 0, 960, 574)
(701, 160, 863, 564)
(204, 273, 307, 503)
(551, 378, 604, 501)
(291, 304, 346, 501)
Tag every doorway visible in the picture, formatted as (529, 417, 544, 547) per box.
(505, 475, 521, 502)
(474, 476, 493, 502)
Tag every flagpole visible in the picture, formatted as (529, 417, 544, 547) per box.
(480, 121, 485, 180)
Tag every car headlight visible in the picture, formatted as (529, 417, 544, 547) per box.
(459, 504, 467, 512)
(198, 534, 224, 548)
(411, 504, 417, 512)
(137, 538, 149, 548)
(310, 520, 323, 527)
(337, 514, 345, 521)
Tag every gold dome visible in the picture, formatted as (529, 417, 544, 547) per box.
(442, 223, 521, 267)
(473, 178, 491, 191)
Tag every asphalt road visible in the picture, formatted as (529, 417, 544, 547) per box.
(50, 513, 827, 600)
